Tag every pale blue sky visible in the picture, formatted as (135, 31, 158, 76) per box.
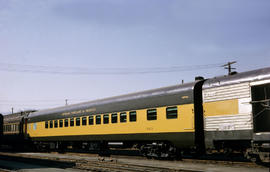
(1, 0, 270, 114)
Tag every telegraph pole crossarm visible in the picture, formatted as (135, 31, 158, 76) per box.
(222, 61, 237, 75)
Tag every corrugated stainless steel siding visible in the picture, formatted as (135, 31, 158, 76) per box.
(204, 113, 252, 131)
(203, 82, 253, 132)
(203, 82, 250, 102)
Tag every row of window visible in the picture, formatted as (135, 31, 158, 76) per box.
(3, 124, 20, 132)
(44, 106, 178, 129)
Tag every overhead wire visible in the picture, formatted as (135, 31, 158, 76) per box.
(0, 98, 90, 110)
(0, 62, 225, 112)
(0, 62, 224, 75)
(0, 99, 90, 103)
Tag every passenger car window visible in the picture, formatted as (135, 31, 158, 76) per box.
(50, 121, 53, 128)
(120, 112, 127, 123)
(59, 120, 63, 127)
(70, 118, 74, 127)
(96, 115, 101, 125)
(166, 106, 178, 119)
(54, 120, 58, 128)
(129, 111, 137, 122)
(76, 117, 80, 126)
(103, 114, 109, 124)
(82, 117, 87, 125)
(111, 113, 117, 123)
(89, 116, 94, 125)
(16, 124, 19, 131)
(64, 119, 69, 127)
(45, 121, 48, 128)
(147, 109, 157, 120)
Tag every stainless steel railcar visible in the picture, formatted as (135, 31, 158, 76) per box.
(202, 67, 270, 162)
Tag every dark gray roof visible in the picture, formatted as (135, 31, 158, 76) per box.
(203, 67, 270, 89)
(3, 110, 35, 123)
(28, 81, 198, 122)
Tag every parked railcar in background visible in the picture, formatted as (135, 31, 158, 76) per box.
(1, 110, 35, 149)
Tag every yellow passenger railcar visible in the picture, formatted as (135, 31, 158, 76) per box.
(27, 81, 205, 158)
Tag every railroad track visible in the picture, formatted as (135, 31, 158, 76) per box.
(0, 152, 191, 172)
(76, 160, 191, 172)
(0, 152, 268, 172)
(64, 151, 265, 169)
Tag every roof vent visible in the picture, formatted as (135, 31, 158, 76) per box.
(195, 76, 204, 81)
(229, 71, 238, 75)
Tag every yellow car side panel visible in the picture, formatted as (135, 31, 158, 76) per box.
(203, 99, 239, 117)
(28, 104, 195, 138)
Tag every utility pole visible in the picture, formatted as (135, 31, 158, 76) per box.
(65, 99, 68, 106)
(222, 61, 237, 75)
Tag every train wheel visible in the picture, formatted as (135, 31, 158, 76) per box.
(139, 142, 180, 159)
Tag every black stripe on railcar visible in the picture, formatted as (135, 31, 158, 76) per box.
(30, 132, 195, 148)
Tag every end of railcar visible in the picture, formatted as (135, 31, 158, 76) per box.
(0, 114, 3, 144)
